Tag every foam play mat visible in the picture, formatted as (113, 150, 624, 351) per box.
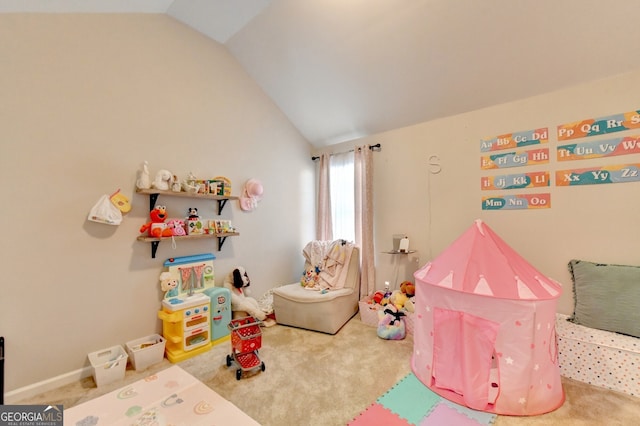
(64, 365, 260, 425)
(349, 373, 496, 426)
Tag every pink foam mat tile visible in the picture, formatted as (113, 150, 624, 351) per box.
(419, 402, 488, 426)
(440, 400, 497, 424)
(349, 403, 412, 426)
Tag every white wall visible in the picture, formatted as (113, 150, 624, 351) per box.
(321, 70, 640, 314)
(0, 14, 315, 393)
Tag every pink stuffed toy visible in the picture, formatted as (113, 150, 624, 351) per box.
(166, 219, 186, 236)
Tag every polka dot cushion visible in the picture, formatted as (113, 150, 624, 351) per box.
(556, 314, 639, 397)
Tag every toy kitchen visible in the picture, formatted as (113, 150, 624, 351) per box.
(157, 253, 232, 363)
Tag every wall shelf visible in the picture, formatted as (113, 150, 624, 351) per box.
(137, 233, 239, 258)
(136, 188, 240, 258)
(382, 250, 418, 290)
(135, 188, 239, 215)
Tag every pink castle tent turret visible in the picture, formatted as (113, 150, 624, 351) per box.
(412, 219, 564, 415)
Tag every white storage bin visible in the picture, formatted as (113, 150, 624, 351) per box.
(88, 345, 128, 387)
(125, 334, 166, 371)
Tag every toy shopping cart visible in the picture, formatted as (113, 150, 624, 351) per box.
(226, 316, 265, 380)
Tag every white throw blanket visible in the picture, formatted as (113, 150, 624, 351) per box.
(302, 240, 354, 290)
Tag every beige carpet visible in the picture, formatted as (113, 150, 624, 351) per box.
(18, 316, 640, 425)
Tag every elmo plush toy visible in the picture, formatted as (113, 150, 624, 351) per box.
(139, 205, 173, 237)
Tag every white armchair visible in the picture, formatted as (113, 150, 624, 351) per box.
(272, 242, 360, 334)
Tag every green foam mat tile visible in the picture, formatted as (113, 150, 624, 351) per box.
(377, 373, 442, 424)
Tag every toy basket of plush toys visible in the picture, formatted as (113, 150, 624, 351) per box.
(359, 280, 415, 339)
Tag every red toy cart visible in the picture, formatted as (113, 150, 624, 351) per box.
(226, 316, 265, 380)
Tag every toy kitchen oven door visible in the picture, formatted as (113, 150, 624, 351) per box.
(204, 286, 232, 345)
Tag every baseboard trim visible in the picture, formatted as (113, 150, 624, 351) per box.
(4, 366, 93, 404)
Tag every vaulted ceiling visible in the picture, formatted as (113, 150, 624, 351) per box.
(4, 0, 640, 147)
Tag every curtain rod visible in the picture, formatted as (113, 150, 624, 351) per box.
(311, 143, 381, 161)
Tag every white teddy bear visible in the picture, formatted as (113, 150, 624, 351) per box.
(152, 169, 173, 191)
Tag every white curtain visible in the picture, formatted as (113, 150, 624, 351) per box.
(316, 153, 332, 241)
(315, 146, 375, 298)
(355, 145, 375, 297)
(329, 151, 355, 242)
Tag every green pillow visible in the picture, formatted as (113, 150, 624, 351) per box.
(568, 259, 640, 338)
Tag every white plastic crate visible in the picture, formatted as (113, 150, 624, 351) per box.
(88, 345, 128, 387)
(125, 334, 166, 371)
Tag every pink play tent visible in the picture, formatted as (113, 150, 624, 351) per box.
(412, 219, 564, 415)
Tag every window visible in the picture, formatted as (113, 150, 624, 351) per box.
(329, 152, 355, 242)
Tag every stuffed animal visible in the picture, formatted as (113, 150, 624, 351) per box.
(223, 267, 267, 321)
(187, 207, 199, 220)
(152, 169, 173, 190)
(377, 303, 406, 340)
(400, 281, 415, 297)
(139, 205, 172, 237)
(185, 207, 204, 235)
(300, 265, 320, 289)
(380, 292, 392, 306)
(389, 290, 409, 310)
(159, 271, 179, 299)
(404, 298, 415, 313)
(136, 161, 151, 190)
(166, 218, 186, 236)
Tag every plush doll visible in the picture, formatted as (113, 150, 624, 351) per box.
(136, 161, 151, 190)
(139, 205, 172, 237)
(187, 207, 199, 220)
(400, 281, 415, 297)
(389, 290, 409, 310)
(152, 169, 174, 190)
(185, 207, 204, 235)
(159, 271, 179, 299)
(223, 267, 267, 321)
(404, 298, 415, 313)
(377, 304, 406, 340)
(300, 265, 321, 289)
(166, 218, 186, 236)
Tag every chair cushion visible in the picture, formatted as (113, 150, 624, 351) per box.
(272, 283, 354, 303)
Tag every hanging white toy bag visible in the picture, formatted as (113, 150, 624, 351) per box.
(88, 194, 123, 225)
